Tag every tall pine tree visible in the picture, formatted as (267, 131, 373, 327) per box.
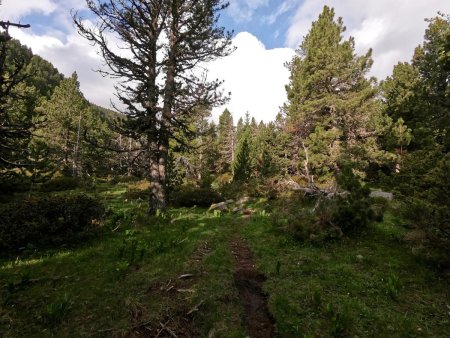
(284, 6, 383, 187)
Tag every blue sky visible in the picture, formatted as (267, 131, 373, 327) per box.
(2, 0, 450, 122)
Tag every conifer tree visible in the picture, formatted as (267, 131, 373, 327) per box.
(233, 130, 251, 182)
(284, 6, 383, 187)
(216, 108, 234, 173)
(382, 14, 450, 150)
(0, 39, 35, 170)
(74, 0, 233, 213)
(39, 73, 89, 176)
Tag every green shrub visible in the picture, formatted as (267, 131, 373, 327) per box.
(0, 194, 104, 252)
(393, 151, 449, 268)
(170, 184, 223, 207)
(270, 194, 342, 242)
(123, 188, 148, 200)
(0, 178, 30, 195)
(40, 176, 81, 192)
(332, 167, 376, 234)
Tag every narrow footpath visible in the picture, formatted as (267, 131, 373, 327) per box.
(230, 237, 276, 338)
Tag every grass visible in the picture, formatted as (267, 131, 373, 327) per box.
(243, 211, 449, 337)
(1, 184, 448, 337)
(0, 184, 247, 337)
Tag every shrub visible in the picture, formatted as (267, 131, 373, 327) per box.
(122, 180, 150, 200)
(40, 176, 81, 192)
(0, 178, 30, 195)
(332, 167, 376, 234)
(123, 188, 148, 200)
(270, 194, 342, 242)
(394, 151, 449, 268)
(170, 184, 223, 207)
(0, 194, 104, 252)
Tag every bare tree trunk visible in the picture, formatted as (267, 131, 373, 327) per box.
(149, 139, 165, 214)
(150, 2, 177, 214)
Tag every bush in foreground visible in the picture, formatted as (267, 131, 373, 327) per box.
(0, 194, 104, 252)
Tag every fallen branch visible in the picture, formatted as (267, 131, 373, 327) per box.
(159, 321, 178, 338)
(187, 300, 204, 315)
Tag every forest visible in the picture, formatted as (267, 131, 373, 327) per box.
(0, 1, 449, 337)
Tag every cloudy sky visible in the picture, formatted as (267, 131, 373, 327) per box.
(3, 0, 450, 123)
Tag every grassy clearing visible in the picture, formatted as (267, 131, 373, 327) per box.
(243, 210, 449, 337)
(1, 184, 448, 337)
(0, 185, 247, 337)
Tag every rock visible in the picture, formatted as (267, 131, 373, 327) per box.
(242, 208, 255, 215)
(237, 196, 250, 205)
(356, 254, 364, 260)
(225, 199, 235, 205)
(370, 190, 393, 200)
(209, 202, 228, 212)
(232, 207, 243, 214)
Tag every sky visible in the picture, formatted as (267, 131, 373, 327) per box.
(2, 0, 450, 123)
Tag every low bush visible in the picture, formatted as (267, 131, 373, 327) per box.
(270, 194, 342, 242)
(331, 167, 377, 234)
(219, 178, 278, 200)
(390, 150, 449, 268)
(272, 168, 384, 242)
(122, 180, 150, 200)
(123, 188, 148, 200)
(40, 176, 81, 192)
(170, 184, 223, 207)
(0, 194, 104, 252)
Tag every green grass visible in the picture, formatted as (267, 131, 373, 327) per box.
(243, 212, 449, 337)
(1, 185, 448, 337)
(0, 185, 247, 337)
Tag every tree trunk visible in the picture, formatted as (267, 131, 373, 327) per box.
(150, 2, 177, 214)
(148, 139, 165, 214)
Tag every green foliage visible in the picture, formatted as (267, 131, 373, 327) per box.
(326, 302, 353, 338)
(384, 273, 401, 300)
(332, 167, 376, 233)
(233, 132, 252, 182)
(44, 293, 72, 327)
(170, 184, 223, 207)
(216, 109, 234, 174)
(395, 151, 450, 267)
(284, 6, 385, 185)
(117, 230, 146, 267)
(40, 176, 81, 192)
(270, 193, 339, 242)
(0, 194, 104, 252)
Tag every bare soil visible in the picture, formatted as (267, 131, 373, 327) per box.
(231, 237, 276, 338)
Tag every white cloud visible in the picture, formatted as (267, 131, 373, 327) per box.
(228, 0, 270, 22)
(286, 0, 450, 80)
(263, 0, 298, 25)
(209, 32, 294, 123)
(0, 0, 57, 20)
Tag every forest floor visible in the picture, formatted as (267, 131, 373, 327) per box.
(1, 183, 449, 337)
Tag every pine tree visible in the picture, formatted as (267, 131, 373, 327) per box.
(39, 72, 89, 176)
(412, 14, 450, 149)
(216, 108, 234, 173)
(284, 6, 383, 187)
(74, 0, 233, 213)
(382, 14, 450, 150)
(0, 39, 36, 172)
(233, 130, 251, 182)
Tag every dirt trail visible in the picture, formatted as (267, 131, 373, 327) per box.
(230, 237, 276, 338)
